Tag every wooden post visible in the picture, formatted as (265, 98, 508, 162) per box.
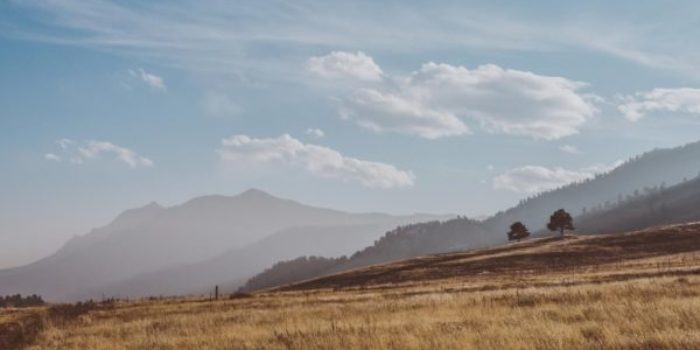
(215, 285, 219, 300)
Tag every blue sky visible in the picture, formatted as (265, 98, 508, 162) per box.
(2, 0, 700, 267)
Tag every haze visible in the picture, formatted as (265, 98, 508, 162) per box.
(3, 0, 700, 268)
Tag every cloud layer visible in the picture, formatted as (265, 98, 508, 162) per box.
(309, 52, 599, 140)
(618, 88, 700, 121)
(9, 1, 700, 80)
(218, 134, 414, 188)
(45, 139, 154, 168)
(493, 162, 621, 194)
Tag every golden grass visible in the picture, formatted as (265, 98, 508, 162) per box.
(0, 308, 44, 324)
(17, 266, 700, 349)
(7, 228, 700, 350)
(0, 307, 47, 350)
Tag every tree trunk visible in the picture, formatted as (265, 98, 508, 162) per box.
(560, 227, 564, 237)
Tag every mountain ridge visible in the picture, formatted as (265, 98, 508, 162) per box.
(239, 140, 700, 292)
(0, 189, 449, 301)
(274, 221, 700, 292)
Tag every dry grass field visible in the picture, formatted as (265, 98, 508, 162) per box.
(5, 223, 700, 350)
(0, 307, 47, 349)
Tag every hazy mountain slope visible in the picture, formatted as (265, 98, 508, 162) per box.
(71, 216, 448, 300)
(241, 256, 344, 293)
(0, 189, 444, 301)
(239, 217, 490, 292)
(278, 222, 700, 292)
(576, 175, 700, 234)
(332, 217, 491, 272)
(240, 141, 700, 292)
(241, 171, 700, 293)
(482, 140, 700, 240)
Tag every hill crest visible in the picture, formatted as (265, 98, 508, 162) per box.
(272, 222, 700, 292)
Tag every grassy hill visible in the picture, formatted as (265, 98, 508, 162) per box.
(241, 170, 700, 293)
(239, 141, 700, 293)
(239, 217, 488, 292)
(278, 222, 700, 292)
(7, 222, 700, 349)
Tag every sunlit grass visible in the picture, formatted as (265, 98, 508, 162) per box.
(15, 251, 700, 350)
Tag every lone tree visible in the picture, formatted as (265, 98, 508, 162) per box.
(547, 209, 574, 236)
(507, 222, 530, 241)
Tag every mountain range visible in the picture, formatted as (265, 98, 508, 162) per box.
(0, 189, 448, 301)
(3, 140, 700, 300)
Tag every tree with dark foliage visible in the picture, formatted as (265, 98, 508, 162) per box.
(507, 222, 530, 241)
(547, 209, 574, 236)
(0, 294, 44, 308)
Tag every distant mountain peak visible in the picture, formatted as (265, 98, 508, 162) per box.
(181, 189, 281, 207)
(109, 201, 165, 229)
(238, 188, 274, 199)
(134, 201, 164, 212)
(143, 201, 163, 209)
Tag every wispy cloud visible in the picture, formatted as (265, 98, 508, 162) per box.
(493, 161, 622, 194)
(202, 92, 242, 118)
(305, 128, 325, 138)
(44, 153, 61, 161)
(6, 1, 700, 80)
(618, 88, 700, 121)
(45, 139, 154, 168)
(559, 145, 582, 155)
(218, 134, 414, 188)
(129, 68, 166, 90)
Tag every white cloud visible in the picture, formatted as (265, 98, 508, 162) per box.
(46, 139, 154, 168)
(44, 153, 61, 161)
(414, 63, 598, 140)
(342, 88, 470, 139)
(559, 145, 582, 155)
(493, 161, 622, 194)
(312, 55, 598, 140)
(618, 88, 700, 121)
(306, 51, 383, 82)
(130, 69, 166, 90)
(218, 134, 414, 188)
(305, 128, 325, 138)
(78, 141, 154, 168)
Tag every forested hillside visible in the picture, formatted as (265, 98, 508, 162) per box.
(240, 141, 700, 292)
(239, 217, 491, 291)
(482, 141, 700, 237)
(577, 175, 700, 234)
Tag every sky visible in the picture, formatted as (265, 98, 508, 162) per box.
(2, 0, 700, 268)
